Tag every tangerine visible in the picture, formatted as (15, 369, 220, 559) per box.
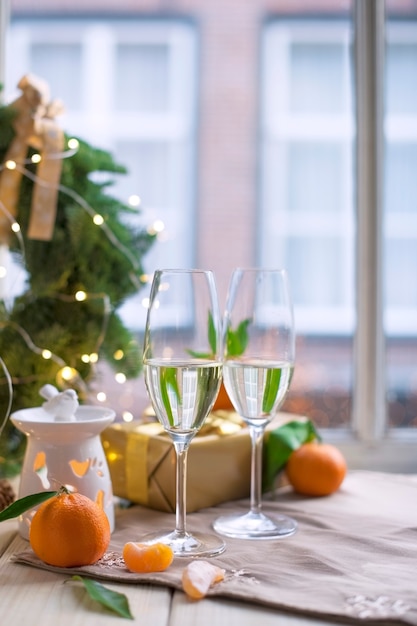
(123, 542, 174, 573)
(212, 382, 234, 411)
(29, 490, 111, 567)
(285, 441, 347, 497)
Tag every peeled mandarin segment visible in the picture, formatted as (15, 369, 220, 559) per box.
(123, 542, 174, 573)
(182, 560, 225, 599)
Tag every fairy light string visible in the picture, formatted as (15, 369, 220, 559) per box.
(0, 356, 13, 438)
(0, 197, 26, 260)
(3, 142, 145, 287)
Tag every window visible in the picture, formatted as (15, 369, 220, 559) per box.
(385, 22, 417, 429)
(5, 2, 417, 471)
(260, 19, 355, 431)
(260, 12, 417, 470)
(6, 17, 198, 328)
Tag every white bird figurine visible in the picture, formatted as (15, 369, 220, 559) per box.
(39, 384, 79, 421)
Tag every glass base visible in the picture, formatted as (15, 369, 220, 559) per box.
(212, 510, 297, 540)
(140, 528, 226, 557)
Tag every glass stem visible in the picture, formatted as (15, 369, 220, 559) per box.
(249, 424, 265, 515)
(173, 441, 189, 537)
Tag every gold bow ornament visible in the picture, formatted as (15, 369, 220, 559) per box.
(0, 73, 65, 243)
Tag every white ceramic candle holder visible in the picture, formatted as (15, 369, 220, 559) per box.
(11, 405, 116, 540)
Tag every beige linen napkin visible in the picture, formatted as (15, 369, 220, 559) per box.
(13, 470, 417, 625)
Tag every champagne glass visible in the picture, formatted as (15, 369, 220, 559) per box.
(142, 269, 225, 557)
(213, 268, 297, 539)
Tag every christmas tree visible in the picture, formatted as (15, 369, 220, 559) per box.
(0, 75, 155, 475)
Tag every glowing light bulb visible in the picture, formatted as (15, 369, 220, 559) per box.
(75, 290, 87, 301)
(115, 372, 126, 384)
(122, 411, 134, 423)
(142, 297, 150, 309)
(56, 366, 78, 386)
(153, 219, 165, 233)
(147, 219, 165, 235)
(11, 222, 20, 233)
(41, 349, 52, 360)
(81, 354, 90, 363)
(128, 194, 141, 207)
(89, 353, 98, 363)
(97, 392, 107, 402)
(93, 214, 104, 226)
(31, 154, 41, 164)
(68, 138, 79, 150)
(62, 366, 76, 380)
(5, 160, 16, 170)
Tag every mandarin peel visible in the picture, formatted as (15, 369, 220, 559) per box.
(182, 560, 225, 599)
(123, 542, 174, 573)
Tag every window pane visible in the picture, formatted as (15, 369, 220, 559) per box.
(31, 43, 82, 108)
(115, 44, 169, 112)
(260, 19, 354, 429)
(288, 142, 345, 212)
(287, 237, 345, 307)
(114, 140, 171, 207)
(385, 144, 417, 214)
(386, 44, 417, 114)
(290, 43, 347, 113)
(386, 240, 417, 309)
(385, 22, 417, 429)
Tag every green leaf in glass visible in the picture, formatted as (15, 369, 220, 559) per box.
(226, 318, 251, 357)
(262, 368, 282, 413)
(159, 366, 180, 427)
(207, 310, 217, 355)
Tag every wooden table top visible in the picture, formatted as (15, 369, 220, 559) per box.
(0, 517, 338, 626)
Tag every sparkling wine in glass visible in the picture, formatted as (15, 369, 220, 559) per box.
(213, 268, 297, 540)
(142, 269, 225, 557)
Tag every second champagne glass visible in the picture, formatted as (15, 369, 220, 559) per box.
(213, 268, 297, 540)
(142, 269, 225, 557)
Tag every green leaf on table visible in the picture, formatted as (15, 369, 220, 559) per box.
(70, 575, 134, 620)
(263, 419, 321, 491)
(0, 490, 59, 522)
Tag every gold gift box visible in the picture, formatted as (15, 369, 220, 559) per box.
(101, 411, 288, 513)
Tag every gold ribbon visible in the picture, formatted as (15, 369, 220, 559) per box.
(122, 416, 243, 506)
(125, 424, 156, 506)
(0, 74, 65, 243)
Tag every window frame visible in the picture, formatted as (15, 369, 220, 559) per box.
(332, 2, 417, 471)
(260, 1, 417, 472)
